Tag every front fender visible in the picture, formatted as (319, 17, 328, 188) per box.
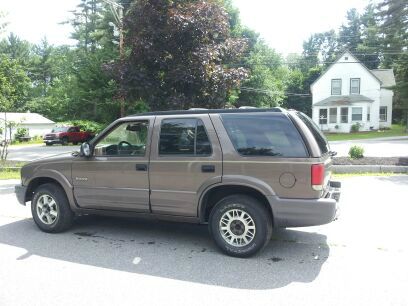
(25, 169, 77, 210)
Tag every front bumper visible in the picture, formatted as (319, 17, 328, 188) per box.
(44, 139, 60, 144)
(15, 184, 27, 206)
(268, 180, 341, 228)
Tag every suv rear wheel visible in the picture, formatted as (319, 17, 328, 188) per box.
(209, 194, 272, 257)
(31, 183, 74, 233)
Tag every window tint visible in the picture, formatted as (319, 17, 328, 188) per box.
(196, 120, 212, 155)
(94, 121, 148, 156)
(221, 114, 308, 157)
(159, 118, 212, 156)
(296, 112, 329, 155)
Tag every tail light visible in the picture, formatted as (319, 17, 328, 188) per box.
(311, 163, 325, 191)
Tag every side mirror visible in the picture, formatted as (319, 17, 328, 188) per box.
(80, 142, 92, 157)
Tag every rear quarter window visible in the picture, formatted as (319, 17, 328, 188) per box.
(295, 112, 329, 155)
(220, 113, 308, 157)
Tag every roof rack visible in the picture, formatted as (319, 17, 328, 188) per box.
(127, 107, 283, 117)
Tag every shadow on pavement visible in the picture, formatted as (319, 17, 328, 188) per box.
(0, 215, 329, 289)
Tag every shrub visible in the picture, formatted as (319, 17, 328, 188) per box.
(350, 122, 361, 133)
(349, 145, 364, 159)
(15, 128, 28, 139)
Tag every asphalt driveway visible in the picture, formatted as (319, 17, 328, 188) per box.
(0, 175, 407, 305)
(7, 143, 77, 161)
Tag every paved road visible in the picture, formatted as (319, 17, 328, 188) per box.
(0, 176, 407, 305)
(7, 144, 78, 161)
(6, 136, 408, 161)
(329, 136, 408, 157)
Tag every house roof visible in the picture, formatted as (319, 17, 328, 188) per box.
(310, 50, 382, 88)
(0, 112, 55, 124)
(370, 69, 396, 88)
(314, 94, 374, 107)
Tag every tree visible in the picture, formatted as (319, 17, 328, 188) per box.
(124, 0, 249, 110)
(352, 4, 381, 69)
(236, 41, 288, 108)
(377, 0, 408, 128)
(338, 9, 363, 53)
(0, 54, 30, 112)
(0, 33, 32, 66)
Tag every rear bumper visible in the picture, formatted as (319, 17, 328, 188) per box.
(269, 181, 341, 228)
(15, 184, 27, 206)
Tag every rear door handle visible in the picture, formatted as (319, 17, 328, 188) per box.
(136, 164, 148, 171)
(201, 165, 215, 173)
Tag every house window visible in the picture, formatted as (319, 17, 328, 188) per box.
(329, 108, 337, 123)
(319, 109, 328, 124)
(331, 79, 342, 95)
(367, 106, 370, 121)
(379, 106, 387, 122)
(341, 107, 349, 123)
(352, 107, 363, 121)
(350, 78, 360, 94)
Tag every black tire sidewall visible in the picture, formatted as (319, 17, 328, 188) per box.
(209, 195, 272, 258)
(31, 183, 73, 233)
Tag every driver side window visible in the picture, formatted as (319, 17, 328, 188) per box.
(94, 120, 149, 157)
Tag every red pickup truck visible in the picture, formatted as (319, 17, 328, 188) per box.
(43, 126, 94, 146)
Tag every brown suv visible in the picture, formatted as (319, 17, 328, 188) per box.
(15, 108, 340, 257)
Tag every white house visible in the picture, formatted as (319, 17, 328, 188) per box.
(311, 51, 395, 133)
(0, 112, 55, 140)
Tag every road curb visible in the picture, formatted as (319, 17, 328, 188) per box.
(333, 165, 408, 174)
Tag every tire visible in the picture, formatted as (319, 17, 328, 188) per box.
(209, 194, 272, 258)
(31, 183, 74, 233)
(45, 143, 52, 146)
(73, 142, 78, 145)
(61, 137, 68, 145)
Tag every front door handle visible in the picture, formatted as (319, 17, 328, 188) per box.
(201, 165, 215, 173)
(136, 164, 148, 171)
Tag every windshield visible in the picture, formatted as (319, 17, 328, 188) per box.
(51, 127, 69, 133)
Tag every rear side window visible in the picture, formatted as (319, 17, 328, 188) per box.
(159, 118, 212, 156)
(220, 114, 308, 157)
(296, 112, 329, 155)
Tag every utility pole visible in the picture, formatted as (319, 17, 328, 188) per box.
(102, 0, 125, 117)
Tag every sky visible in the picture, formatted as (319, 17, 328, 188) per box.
(1, 0, 372, 55)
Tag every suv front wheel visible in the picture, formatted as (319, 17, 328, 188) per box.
(209, 194, 272, 257)
(31, 183, 74, 233)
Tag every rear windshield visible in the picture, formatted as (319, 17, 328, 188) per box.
(220, 113, 308, 157)
(295, 112, 329, 155)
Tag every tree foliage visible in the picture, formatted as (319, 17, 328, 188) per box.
(124, 0, 249, 110)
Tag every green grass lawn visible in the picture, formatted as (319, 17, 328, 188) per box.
(0, 169, 20, 180)
(325, 124, 408, 141)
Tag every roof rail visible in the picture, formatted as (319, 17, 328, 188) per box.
(126, 108, 283, 117)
